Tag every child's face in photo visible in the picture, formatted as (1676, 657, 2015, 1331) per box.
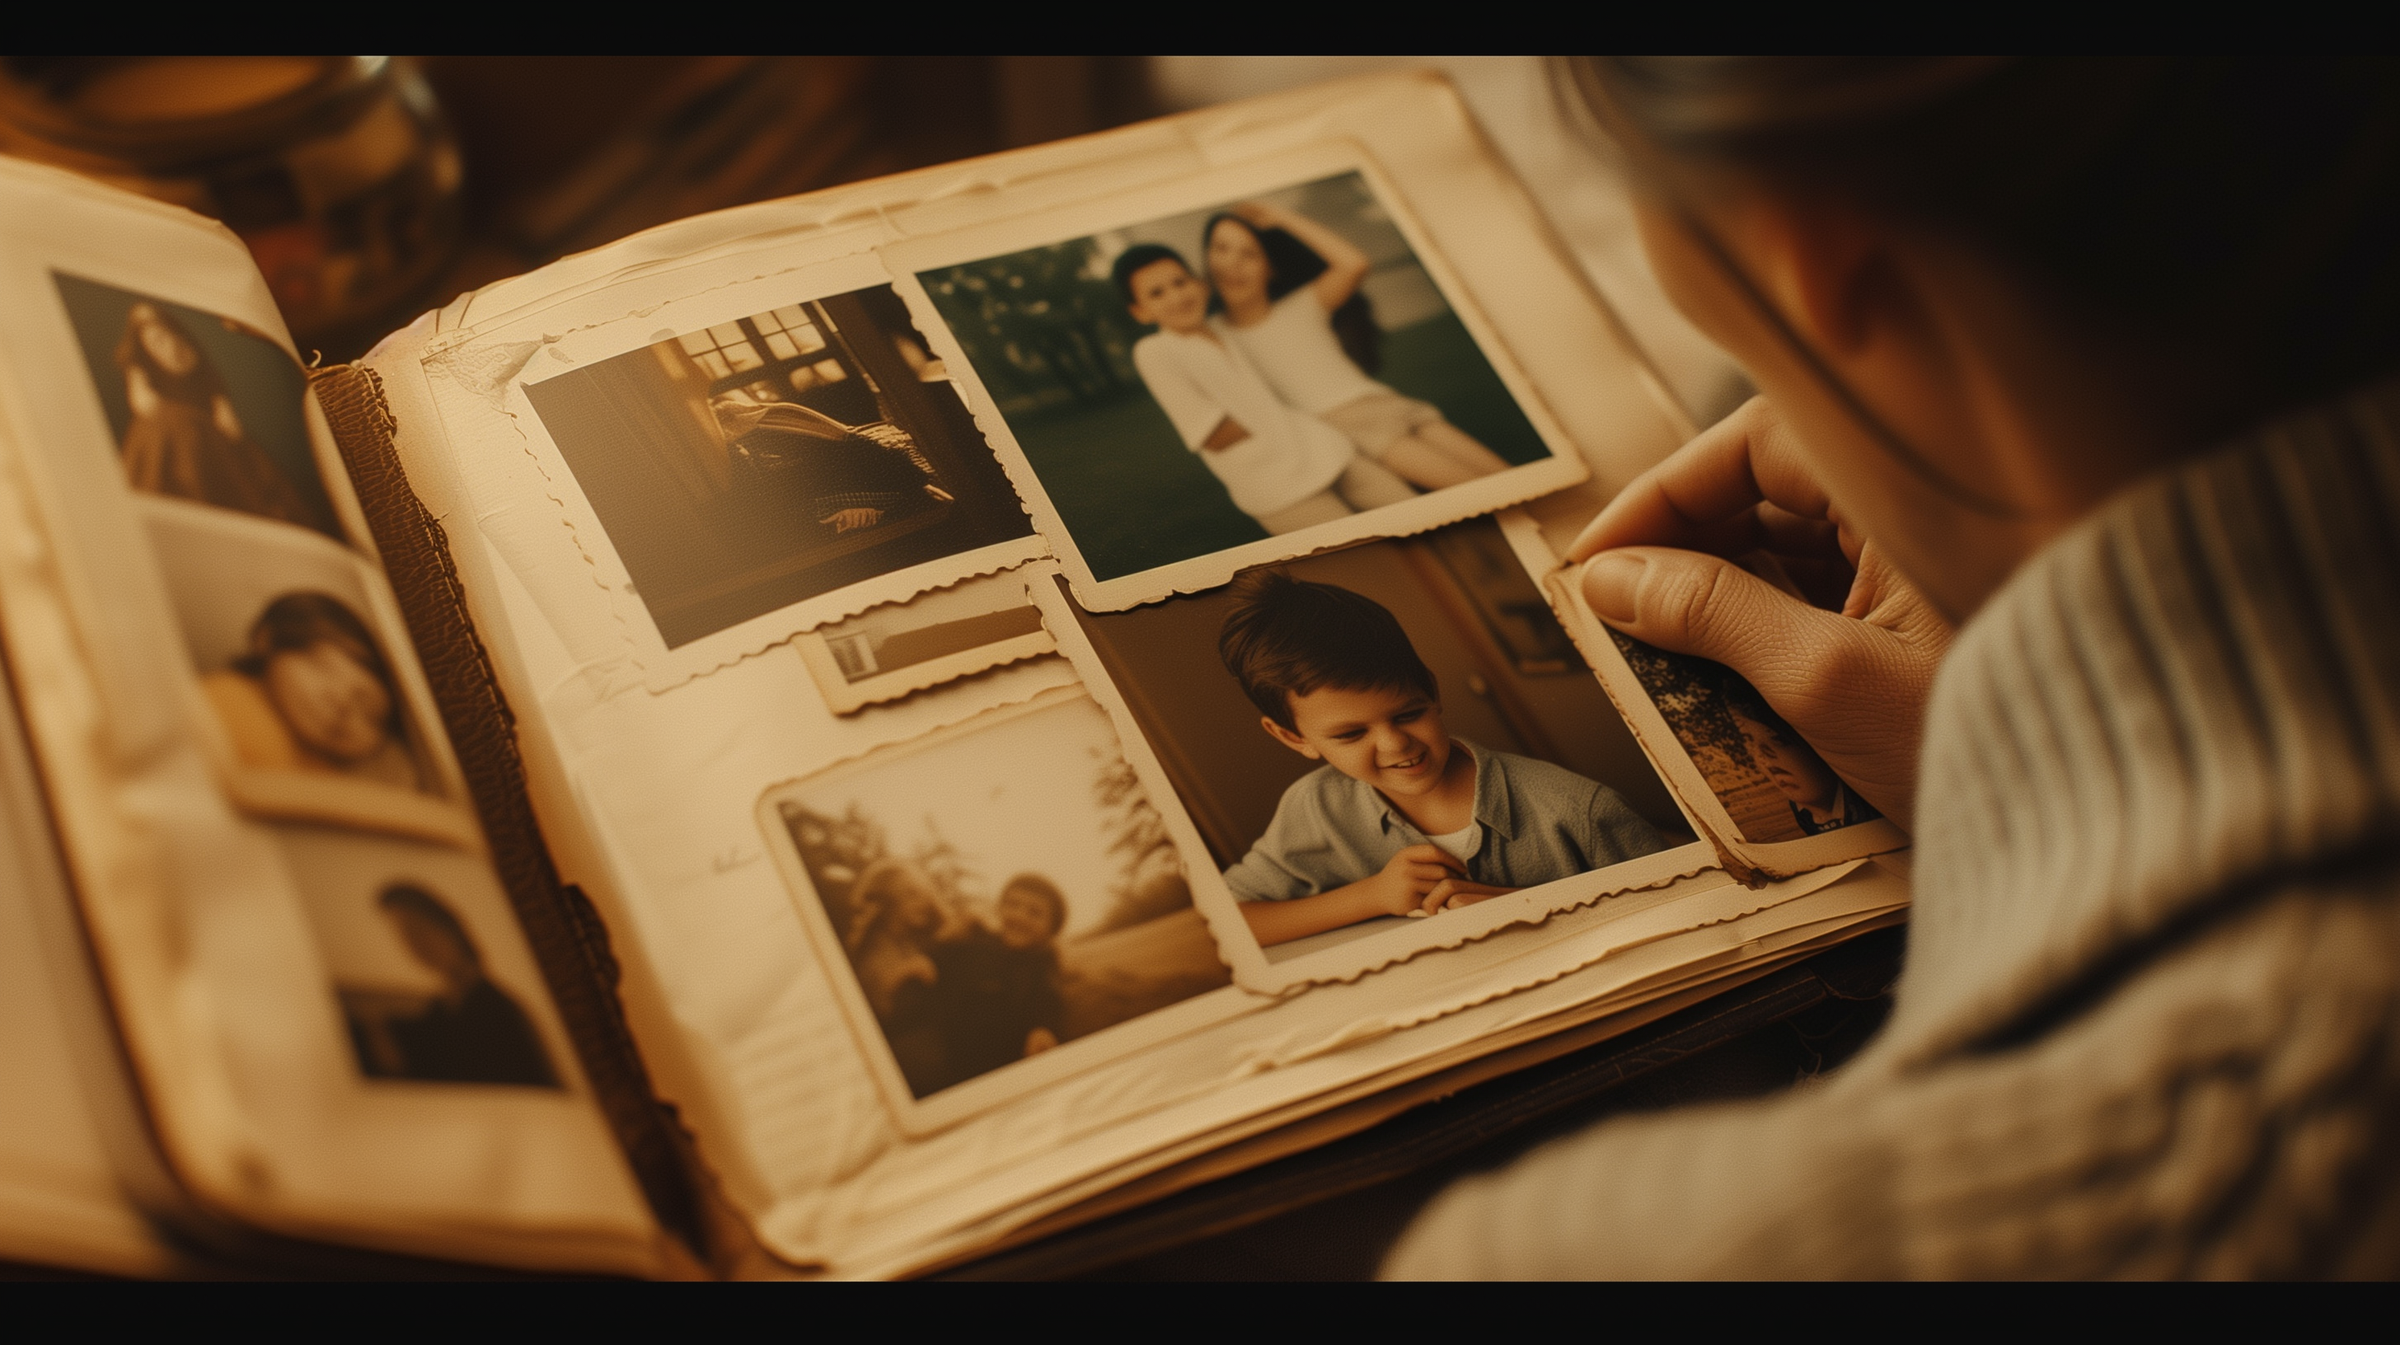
(1267, 684, 1456, 801)
(265, 640, 393, 764)
(997, 885, 1059, 950)
(1125, 258, 1210, 334)
(1732, 707, 1839, 811)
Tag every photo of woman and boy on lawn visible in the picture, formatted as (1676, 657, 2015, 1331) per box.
(915, 169, 1575, 594)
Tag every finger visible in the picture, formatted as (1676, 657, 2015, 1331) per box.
(1420, 880, 1456, 914)
(1568, 398, 1833, 562)
(1581, 545, 1868, 698)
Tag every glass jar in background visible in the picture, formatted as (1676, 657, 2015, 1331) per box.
(0, 56, 463, 356)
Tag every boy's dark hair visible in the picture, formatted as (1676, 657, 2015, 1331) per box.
(1110, 243, 1190, 306)
(998, 873, 1068, 937)
(1218, 569, 1437, 731)
(1718, 672, 1794, 746)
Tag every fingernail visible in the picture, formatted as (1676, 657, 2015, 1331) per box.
(1583, 552, 1646, 624)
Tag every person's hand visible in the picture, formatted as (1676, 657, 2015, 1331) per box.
(824, 507, 883, 533)
(1569, 396, 1952, 831)
(1228, 200, 1285, 230)
(1367, 844, 1468, 918)
(1417, 877, 1517, 915)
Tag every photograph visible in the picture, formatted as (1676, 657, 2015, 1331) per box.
(141, 496, 476, 847)
(1052, 516, 1702, 981)
(277, 826, 566, 1089)
(1602, 631, 1881, 845)
(794, 567, 1057, 714)
(520, 283, 1039, 652)
(52, 272, 344, 541)
(759, 687, 1232, 1126)
(900, 149, 1587, 610)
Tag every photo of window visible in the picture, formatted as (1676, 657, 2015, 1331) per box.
(521, 284, 1038, 651)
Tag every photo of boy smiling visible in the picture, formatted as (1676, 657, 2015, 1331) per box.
(1217, 570, 1667, 947)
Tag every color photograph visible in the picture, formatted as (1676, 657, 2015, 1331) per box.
(1052, 517, 1702, 978)
(903, 152, 1586, 610)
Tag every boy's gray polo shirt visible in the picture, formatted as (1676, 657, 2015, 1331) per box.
(1221, 742, 1668, 902)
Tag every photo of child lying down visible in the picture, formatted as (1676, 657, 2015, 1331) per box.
(1062, 518, 1692, 961)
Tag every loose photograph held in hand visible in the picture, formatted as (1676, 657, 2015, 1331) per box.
(757, 685, 1234, 1132)
(890, 143, 1587, 611)
(1035, 515, 1713, 993)
(1561, 568, 1910, 881)
(520, 282, 1044, 678)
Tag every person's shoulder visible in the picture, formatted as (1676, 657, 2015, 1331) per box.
(1476, 746, 1601, 794)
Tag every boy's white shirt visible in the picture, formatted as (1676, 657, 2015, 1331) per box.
(1220, 291, 1389, 417)
(1128, 327, 1353, 517)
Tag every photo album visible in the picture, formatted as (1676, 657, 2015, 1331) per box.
(0, 74, 1908, 1277)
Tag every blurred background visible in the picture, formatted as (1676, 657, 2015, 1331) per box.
(0, 56, 1745, 426)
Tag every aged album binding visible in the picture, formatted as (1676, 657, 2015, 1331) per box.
(0, 72, 1909, 1278)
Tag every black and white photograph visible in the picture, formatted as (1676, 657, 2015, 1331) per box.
(277, 827, 566, 1090)
(521, 283, 1039, 652)
(53, 272, 344, 542)
(794, 568, 1057, 714)
(141, 498, 473, 847)
(760, 688, 1232, 1124)
(1050, 516, 1702, 982)
(902, 150, 1586, 610)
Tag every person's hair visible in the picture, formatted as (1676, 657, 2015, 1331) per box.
(1717, 671, 1790, 744)
(113, 300, 226, 409)
(1110, 243, 1192, 306)
(235, 591, 406, 740)
(1559, 57, 2400, 439)
(1200, 213, 1382, 376)
(379, 883, 482, 970)
(1218, 568, 1437, 732)
(998, 873, 1068, 938)
(843, 858, 932, 956)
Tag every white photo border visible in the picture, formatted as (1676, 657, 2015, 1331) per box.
(881, 140, 1590, 613)
(1024, 536, 1718, 996)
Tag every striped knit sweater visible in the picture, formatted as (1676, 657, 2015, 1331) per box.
(1384, 377, 2400, 1279)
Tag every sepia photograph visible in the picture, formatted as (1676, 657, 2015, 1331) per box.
(1049, 516, 1703, 984)
(276, 826, 565, 1090)
(899, 148, 1587, 610)
(141, 497, 475, 847)
(521, 283, 1039, 653)
(53, 272, 344, 542)
(794, 567, 1057, 714)
(1603, 632, 1881, 846)
(759, 687, 1232, 1126)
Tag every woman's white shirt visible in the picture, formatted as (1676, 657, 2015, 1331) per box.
(1130, 328, 1353, 517)
(1221, 291, 1389, 415)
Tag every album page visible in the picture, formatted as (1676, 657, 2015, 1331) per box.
(0, 157, 661, 1271)
(365, 73, 1908, 1275)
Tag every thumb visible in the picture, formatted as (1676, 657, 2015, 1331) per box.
(1581, 546, 1854, 703)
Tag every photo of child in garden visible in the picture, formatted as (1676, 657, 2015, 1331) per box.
(916, 170, 1569, 590)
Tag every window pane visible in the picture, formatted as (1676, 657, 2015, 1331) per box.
(752, 309, 785, 334)
(678, 330, 717, 357)
(771, 305, 810, 333)
(764, 331, 799, 360)
(698, 351, 731, 379)
(723, 340, 764, 372)
(814, 358, 847, 383)
(790, 322, 826, 354)
(708, 322, 746, 350)
(789, 366, 819, 392)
